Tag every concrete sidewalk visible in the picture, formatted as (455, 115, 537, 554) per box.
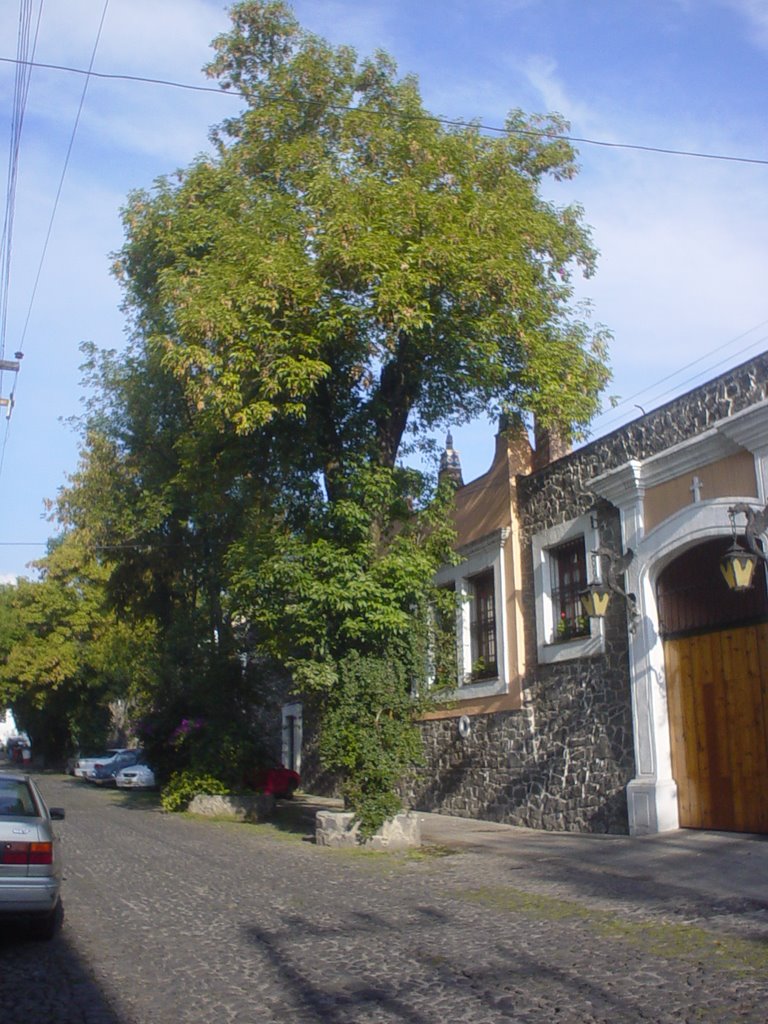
(298, 794, 768, 919)
(416, 809, 768, 925)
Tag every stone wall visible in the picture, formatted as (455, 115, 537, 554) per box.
(405, 638, 633, 834)
(406, 353, 768, 833)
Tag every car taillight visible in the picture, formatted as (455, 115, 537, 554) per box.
(1, 841, 53, 865)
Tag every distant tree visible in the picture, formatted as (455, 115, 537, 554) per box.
(0, 535, 156, 763)
(105, 0, 611, 832)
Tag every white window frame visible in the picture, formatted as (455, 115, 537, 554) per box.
(433, 528, 509, 699)
(532, 513, 605, 664)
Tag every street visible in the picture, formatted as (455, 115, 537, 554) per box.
(1, 772, 767, 1023)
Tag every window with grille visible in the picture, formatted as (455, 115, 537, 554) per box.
(549, 537, 590, 643)
(469, 569, 497, 678)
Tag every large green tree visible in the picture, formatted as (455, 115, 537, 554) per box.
(117, 0, 609, 486)
(91, 0, 610, 831)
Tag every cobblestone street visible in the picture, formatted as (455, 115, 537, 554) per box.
(1, 773, 766, 1023)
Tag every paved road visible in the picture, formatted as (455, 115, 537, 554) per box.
(2, 773, 767, 1023)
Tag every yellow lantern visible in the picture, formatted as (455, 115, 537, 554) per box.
(720, 542, 759, 592)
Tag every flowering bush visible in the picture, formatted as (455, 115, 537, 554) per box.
(170, 717, 205, 747)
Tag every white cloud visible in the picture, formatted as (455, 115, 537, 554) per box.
(517, 55, 605, 133)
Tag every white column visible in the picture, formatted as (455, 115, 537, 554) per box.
(590, 461, 679, 835)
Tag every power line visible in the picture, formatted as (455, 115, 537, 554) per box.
(0, 1, 110, 482)
(0, 54, 767, 168)
(591, 320, 768, 435)
(14, 7, 110, 359)
(0, 2, 42, 375)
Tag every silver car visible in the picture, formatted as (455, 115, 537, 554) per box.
(0, 772, 65, 939)
(115, 762, 156, 790)
(74, 748, 133, 779)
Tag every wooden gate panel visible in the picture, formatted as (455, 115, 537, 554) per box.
(665, 623, 768, 833)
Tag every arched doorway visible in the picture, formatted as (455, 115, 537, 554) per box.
(658, 538, 768, 832)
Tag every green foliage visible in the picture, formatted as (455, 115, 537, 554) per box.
(117, 0, 610, 472)
(160, 769, 231, 812)
(0, 538, 158, 763)
(138, 701, 271, 789)
(230, 464, 456, 667)
(320, 652, 424, 837)
(229, 468, 458, 835)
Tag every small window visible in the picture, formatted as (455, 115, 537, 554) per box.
(432, 527, 509, 697)
(469, 569, 497, 678)
(549, 537, 590, 643)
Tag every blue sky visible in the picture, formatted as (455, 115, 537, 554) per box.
(0, 0, 766, 580)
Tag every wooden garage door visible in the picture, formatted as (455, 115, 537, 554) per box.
(664, 624, 768, 832)
(659, 539, 768, 834)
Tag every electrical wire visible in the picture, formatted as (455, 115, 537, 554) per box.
(1, 18, 767, 561)
(0, 55, 767, 168)
(0, 2, 43, 385)
(0, 1, 110, 483)
(590, 320, 768, 435)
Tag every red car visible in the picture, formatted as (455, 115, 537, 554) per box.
(247, 765, 300, 798)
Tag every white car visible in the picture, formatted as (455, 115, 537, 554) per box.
(115, 763, 156, 790)
(73, 749, 133, 779)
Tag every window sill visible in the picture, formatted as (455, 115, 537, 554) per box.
(538, 633, 604, 664)
(433, 674, 507, 702)
(551, 633, 590, 646)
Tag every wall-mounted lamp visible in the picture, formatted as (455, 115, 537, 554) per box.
(579, 579, 612, 618)
(579, 545, 640, 633)
(720, 503, 768, 591)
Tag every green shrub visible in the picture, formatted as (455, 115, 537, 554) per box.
(160, 769, 230, 812)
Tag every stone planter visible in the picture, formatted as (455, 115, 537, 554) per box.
(315, 809, 421, 850)
(188, 792, 275, 822)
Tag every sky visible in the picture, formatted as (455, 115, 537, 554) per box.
(0, 0, 766, 581)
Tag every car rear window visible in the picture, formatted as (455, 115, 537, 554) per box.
(0, 779, 37, 816)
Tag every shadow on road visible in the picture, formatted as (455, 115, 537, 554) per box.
(0, 913, 127, 1024)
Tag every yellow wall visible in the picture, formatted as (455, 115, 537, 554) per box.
(644, 451, 757, 532)
(423, 427, 532, 718)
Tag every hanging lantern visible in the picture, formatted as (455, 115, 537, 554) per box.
(580, 581, 612, 618)
(720, 541, 758, 592)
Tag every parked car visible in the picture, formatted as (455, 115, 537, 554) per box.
(86, 749, 143, 786)
(0, 772, 65, 939)
(73, 749, 133, 779)
(115, 762, 156, 790)
(250, 765, 300, 799)
(6, 737, 31, 765)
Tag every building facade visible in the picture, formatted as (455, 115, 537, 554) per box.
(404, 352, 768, 835)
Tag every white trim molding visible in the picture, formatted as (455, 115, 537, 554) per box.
(434, 528, 510, 699)
(531, 512, 604, 665)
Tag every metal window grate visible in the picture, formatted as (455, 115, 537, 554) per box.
(550, 537, 590, 643)
(469, 569, 498, 678)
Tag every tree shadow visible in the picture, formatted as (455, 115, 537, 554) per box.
(240, 903, 666, 1023)
(0, 913, 128, 1023)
